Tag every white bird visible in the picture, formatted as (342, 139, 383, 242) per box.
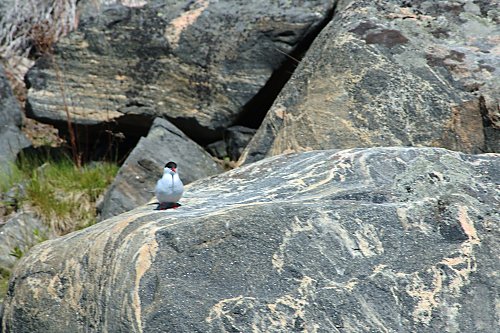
(155, 161, 184, 209)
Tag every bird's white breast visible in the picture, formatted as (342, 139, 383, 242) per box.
(155, 173, 183, 203)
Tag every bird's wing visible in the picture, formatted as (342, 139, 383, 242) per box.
(172, 175, 184, 195)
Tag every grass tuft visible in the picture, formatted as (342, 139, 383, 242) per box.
(2, 155, 119, 235)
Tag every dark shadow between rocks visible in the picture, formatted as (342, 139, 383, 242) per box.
(24, 101, 153, 164)
(17, 145, 73, 165)
(233, 4, 337, 129)
(164, 115, 222, 146)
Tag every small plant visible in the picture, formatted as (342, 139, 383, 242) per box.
(8, 228, 47, 260)
(0, 164, 25, 217)
(0, 228, 50, 302)
(9, 246, 24, 259)
(216, 156, 238, 171)
(32, 228, 48, 242)
(0, 0, 79, 110)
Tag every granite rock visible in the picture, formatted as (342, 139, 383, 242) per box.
(2, 147, 499, 332)
(224, 125, 256, 161)
(240, 0, 500, 164)
(206, 139, 227, 160)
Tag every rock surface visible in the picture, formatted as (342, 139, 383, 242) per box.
(0, 65, 30, 170)
(206, 139, 227, 160)
(26, 0, 334, 142)
(2, 147, 499, 332)
(224, 126, 256, 161)
(0, 212, 50, 272)
(0, 66, 22, 128)
(240, 0, 500, 164)
(98, 117, 222, 219)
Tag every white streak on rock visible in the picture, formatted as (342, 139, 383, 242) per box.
(164, 0, 209, 49)
(272, 216, 314, 273)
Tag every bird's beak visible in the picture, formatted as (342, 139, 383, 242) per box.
(171, 167, 176, 173)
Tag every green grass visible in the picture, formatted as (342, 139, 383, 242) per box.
(1, 154, 119, 234)
(14, 156, 119, 234)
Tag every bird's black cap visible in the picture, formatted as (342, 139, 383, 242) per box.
(165, 161, 177, 169)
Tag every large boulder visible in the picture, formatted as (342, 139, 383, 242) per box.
(25, 0, 335, 142)
(2, 147, 499, 332)
(98, 117, 222, 219)
(240, 0, 500, 164)
(0, 64, 30, 170)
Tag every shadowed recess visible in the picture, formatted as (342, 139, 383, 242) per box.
(233, 4, 337, 129)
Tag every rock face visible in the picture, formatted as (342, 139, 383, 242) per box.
(0, 66, 22, 128)
(240, 0, 500, 164)
(98, 117, 222, 219)
(26, 0, 335, 142)
(224, 125, 256, 161)
(0, 65, 30, 170)
(0, 212, 50, 272)
(2, 147, 499, 332)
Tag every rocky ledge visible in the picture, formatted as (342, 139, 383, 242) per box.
(1, 147, 499, 332)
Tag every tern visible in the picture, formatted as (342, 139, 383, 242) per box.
(155, 161, 184, 209)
